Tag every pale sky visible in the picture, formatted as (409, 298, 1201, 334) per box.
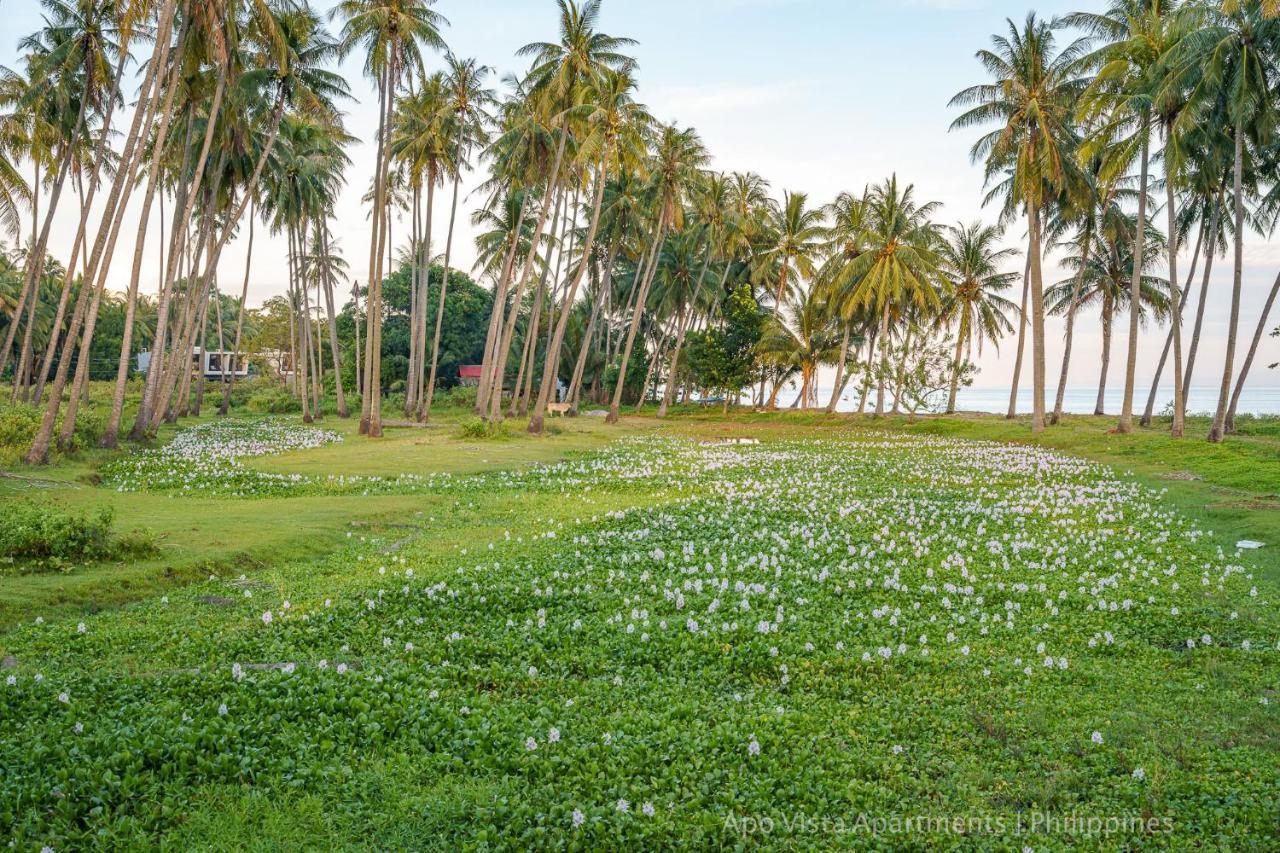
(4, 0, 1278, 393)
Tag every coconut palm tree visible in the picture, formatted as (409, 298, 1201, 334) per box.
(1165, 0, 1280, 442)
(951, 13, 1088, 432)
(420, 54, 495, 423)
(758, 190, 826, 319)
(826, 176, 945, 417)
(816, 189, 872, 412)
(936, 221, 1019, 413)
(604, 122, 708, 425)
(1067, 0, 1182, 434)
(332, 0, 447, 437)
(1048, 217, 1171, 414)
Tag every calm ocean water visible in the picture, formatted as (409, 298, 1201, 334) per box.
(788, 385, 1280, 416)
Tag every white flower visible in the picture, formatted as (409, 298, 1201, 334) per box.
(528, 666, 538, 677)
(232, 663, 244, 681)
(891, 744, 904, 755)
(73, 722, 83, 734)
(548, 727, 560, 744)
(642, 801, 655, 816)
(748, 736, 761, 756)
(1091, 731, 1104, 745)
(57, 692, 69, 704)
(261, 611, 273, 625)
(336, 663, 347, 674)
(616, 798, 629, 813)
(572, 809, 585, 827)
(76, 622, 86, 634)
(5, 675, 15, 686)
(1132, 767, 1145, 780)
(602, 732, 613, 745)
(218, 703, 228, 716)
(525, 737, 538, 751)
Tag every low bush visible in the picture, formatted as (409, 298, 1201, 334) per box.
(456, 417, 508, 440)
(442, 384, 478, 411)
(245, 384, 302, 414)
(0, 500, 157, 573)
(0, 402, 107, 462)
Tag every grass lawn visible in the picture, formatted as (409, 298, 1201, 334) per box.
(1, 407, 1277, 848)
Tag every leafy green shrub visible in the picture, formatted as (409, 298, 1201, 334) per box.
(0, 403, 40, 465)
(0, 500, 157, 573)
(456, 417, 508, 440)
(442, 384, 478, 411)
(246, 384, 302, 414)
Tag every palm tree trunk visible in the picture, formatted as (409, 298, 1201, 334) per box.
(1140, 220, 1203, 427)
(490, 165, 568, 423)
(946, 320, 965, 414)
(1052, 233, 1093, 425)
(1096, 297, 1113, 415)
(826, 321, 852, 414)
(531, 162, 611, 433)
(420, 157, 464, 422)
(474, 190, 530, 415)
(135, 67, 228, 438)
(1007, 253, 1032, 419)
(875, 303, 890, 416)
(27, 0, 182, 461)
(479, 136, 568, 416)
(360, 64, 391, 436)
(220, 204, 255, 416)
(1208, 121, 1245, 444)
(1027, 202, 1049, 433)
(567, 238, 620, 414)
(1224, 268, 1280, 433)
(320, 221, 348, 417)
(1117, 124, 1150, 433)
(605, 218, 666, 425)
(1183, 195, 1222, 401)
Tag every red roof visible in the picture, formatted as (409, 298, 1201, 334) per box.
(459, 365, 483, 379)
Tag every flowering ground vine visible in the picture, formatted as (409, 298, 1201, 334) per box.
(4, 434, 1277, 848)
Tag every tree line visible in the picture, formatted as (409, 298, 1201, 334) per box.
(1, 0, 1278, 464)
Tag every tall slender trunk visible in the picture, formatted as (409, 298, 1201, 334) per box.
(875, 303, 890, 416)
(1007, 253, 1032, 419)
(1184, 194, 1222, 400)
(511, 187, 566, 417)
(319, 222, 348, 417)
(361, 63, 394, 437)
(529, 163, 609, 435)
(479, 135, 567, 415)
(1052, 233, 1093, 425)
(134, 64, 228, 438)
(352, 280, 362, 399)
(1207, 121, 1245, 443)
(420, 156, 463, 422)
(826, 322, 852, 414)
(1224, 269, 1279, 433)
(1096, 297, 1113, 415)
(220, 205, 255, 416)
(103, 5, 184, 445)
(605, 213, 666, 425)
(1141, 219, 1203, 427)
(29, 0, 181, 460)
(567, 237, 619, 414)
(946, 317, 965, 414)
(1117, 124, 1150, 433)
(1027, 203, 1048, 432)
(490, 147, 568, 422)
(474, 190, 529, 414)
(1, 93, 88, 381)
(1165, 153, 1186, 438)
